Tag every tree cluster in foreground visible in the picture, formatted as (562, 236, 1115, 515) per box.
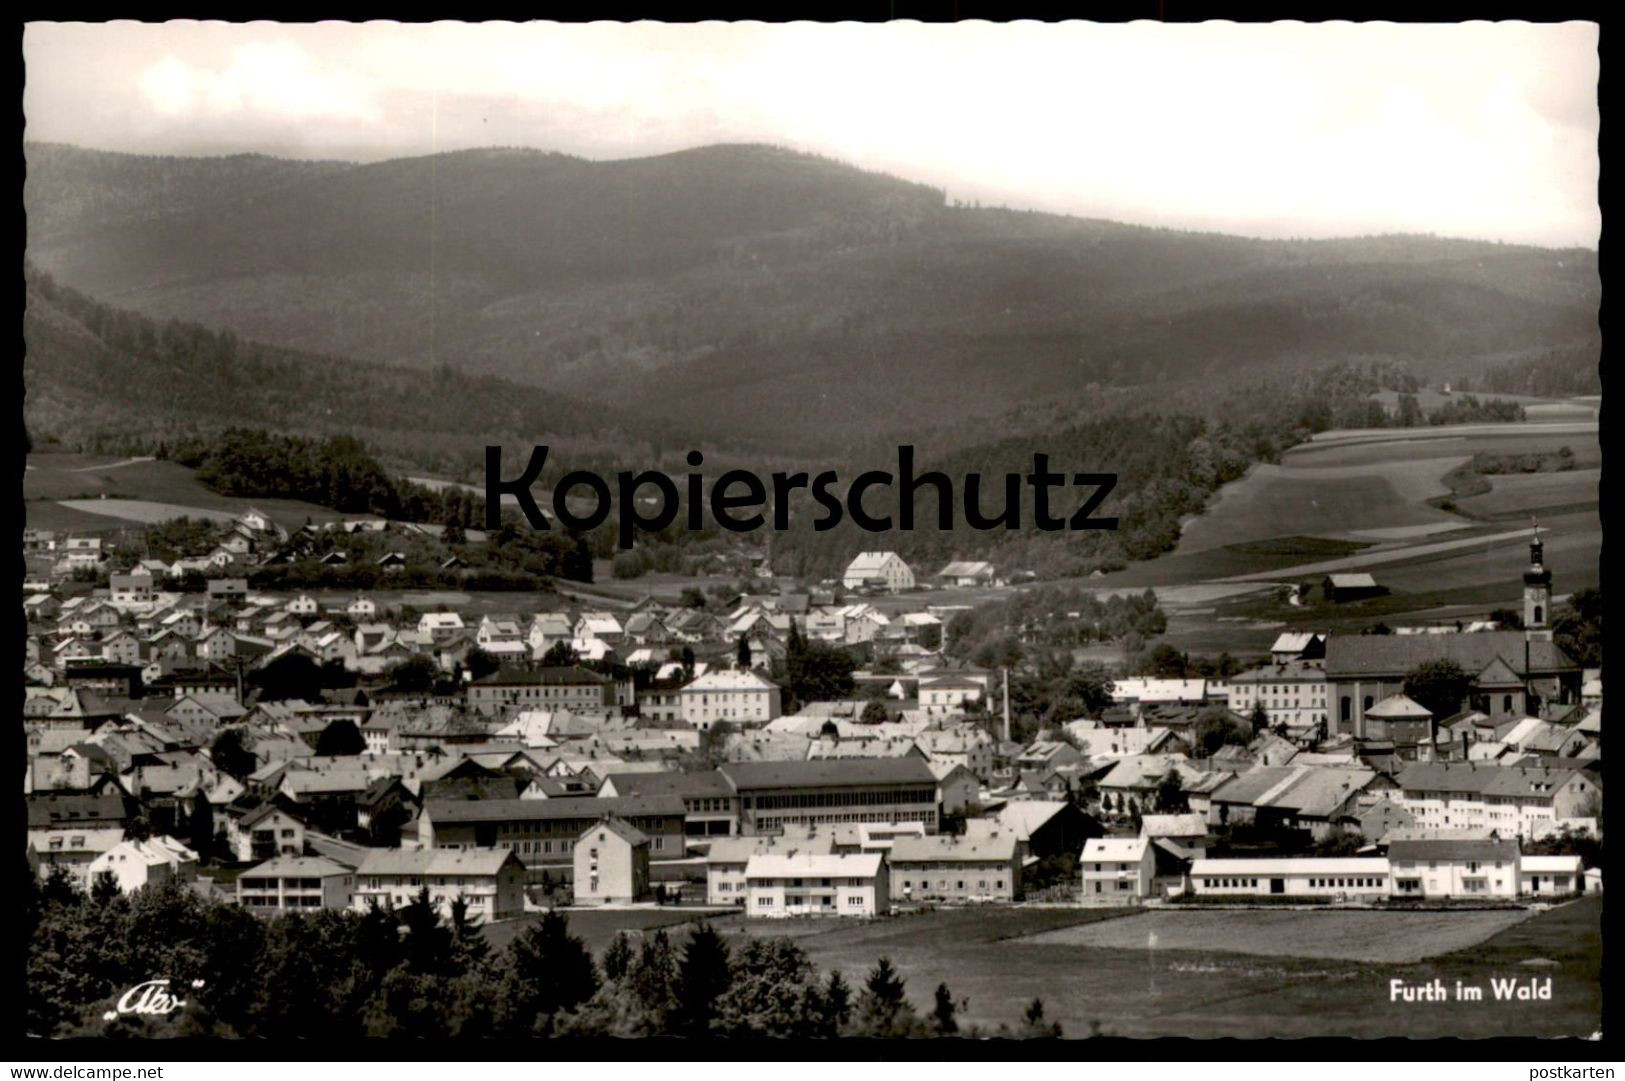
(24, 871, 1067, 1040)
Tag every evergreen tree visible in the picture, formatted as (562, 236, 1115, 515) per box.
(932, 982, 959, 1035)
(500, 909, 599, 1035)
(602, 933, 633, 982)
(188, 793, 214, 860)
(673, 922, 733, 1035)
(856, 956, 914, 1036)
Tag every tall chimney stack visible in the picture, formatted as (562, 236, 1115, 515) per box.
(1002, 667, 1011, 744)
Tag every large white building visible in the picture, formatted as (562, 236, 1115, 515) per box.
(681, 668, 782, 731)
(743, 851, 889, 918)
(237, 855, 356, 913)
(1387, 837, 1520, 899)
(842, 552, 915, 593)
(87, 837, 198, 895)
(1391, 762, 1600, 840)
(352, 848, 527, 921)
(1226, 659, 1330, 729)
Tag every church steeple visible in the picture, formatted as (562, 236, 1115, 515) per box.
(1523, 518, 1553, 641)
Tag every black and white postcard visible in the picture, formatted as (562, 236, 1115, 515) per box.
(18, 19, 1603, 1045)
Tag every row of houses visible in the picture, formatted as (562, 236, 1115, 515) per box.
(1082, 833, 1588, 904)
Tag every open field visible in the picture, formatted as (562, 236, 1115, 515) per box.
(58, 498, 240, 524)
(695, 897, 1601, 1038)
(1175, 460, 1466, 553)
(1455, 468, 1599, 519)
(470, 898, 1600, 1036)
(1174, 421, 1598, 559)
(26, 452, 341, 532)
(1020, 907, 1532, 963)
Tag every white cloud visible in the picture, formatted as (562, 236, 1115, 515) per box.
(135, 39, 379, 123)
(24, 19, 1599, 247)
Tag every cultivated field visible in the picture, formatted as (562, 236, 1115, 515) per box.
(25, 453, 341, 532)
(57, 498, 240, 524)
(1089, 419, 1600, 651)
(1019, 907, 1532, 963)
(1174, 460, 1464, 553)
(1455, 468, 1599, 519)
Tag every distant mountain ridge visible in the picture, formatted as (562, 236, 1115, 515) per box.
(24, 141, 1601, 447)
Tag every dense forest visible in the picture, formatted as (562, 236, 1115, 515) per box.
(26, 141, 1599, 448)
(24, 873, 1066, 1039)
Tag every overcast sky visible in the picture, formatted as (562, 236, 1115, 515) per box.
(23, 20, 1600, 248)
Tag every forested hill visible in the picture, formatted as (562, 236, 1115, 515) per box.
(24, 141, 1600, 449)
(21, 266, 699, 479)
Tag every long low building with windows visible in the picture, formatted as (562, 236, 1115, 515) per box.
(416, 795, 688, 879)
(1187, 857, 1392, 899)
(720, 758, 941, 835)
(1187, 838, 1590, 900)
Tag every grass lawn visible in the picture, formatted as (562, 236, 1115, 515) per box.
(696, 898, 1600, 1038)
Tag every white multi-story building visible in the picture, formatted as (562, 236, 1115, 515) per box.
(236, 855, 355, 914)
(1392, 762, 1599, 840)
(1387, 837, 1520, 899)
(1226, 659, 1330, 729)
(743, 851, 889, 918)
(352, 848, 527, 921)
(704, 834, 835, 905)
(681, 668, 782, 731)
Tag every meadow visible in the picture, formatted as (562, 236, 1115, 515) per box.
(1020, 907, 1532, 963)
(705, 897, 1602, 1038)
(25, 452, 341, 532)
(503, 897, 1600, 1038)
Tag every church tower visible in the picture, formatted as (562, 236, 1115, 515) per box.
(1523, 521, 1553, 642)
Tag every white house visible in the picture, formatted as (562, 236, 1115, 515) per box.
(1519, 854, 1584, 897)
(237, 855, 356, 914)
(1387, 837, 1520, 899)
(87, 836, 198, 894)
(743, 851, 889, 918)
(352, 848, 527, 921)
(681, 669, 783, 731)
(842, 552, 915, 594)
(1081, 836, 1155, 905)
(418, 612, 466, 643)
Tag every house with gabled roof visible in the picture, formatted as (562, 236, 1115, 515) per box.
(842, 552, 914, 594)
(573, 816, 652, 905)
(352, 847, 526, 921)
(224, 800, 307, 863)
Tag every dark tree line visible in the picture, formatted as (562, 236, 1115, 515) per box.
(24, 874, 1064, 1039)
